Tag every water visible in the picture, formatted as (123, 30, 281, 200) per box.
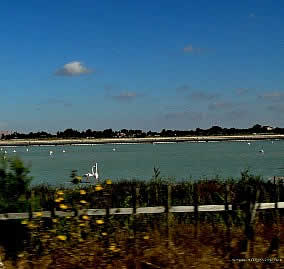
(1, 140, 284, 185)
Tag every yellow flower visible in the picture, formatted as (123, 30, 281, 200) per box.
(106, 179, 112, 185)
(28, 223, 37, 229)
(82, 215, 89, 220)
(109, 244, 116, 251)
(35, 212, 43, 217)
(80, 189, 86, 195)
(79, 223, 85, 227)
(95, 185, 103, 191)
(21, 220, 28, 225)
(56, 190, 64, 195)
(80, 200, 87, 204)
(59, 204, 68, 209)
(57, 235, 67, 241)
(55, 197, 64, 202)
(18, 253, 24, 258)
(102, 232, 108, 236)
(143, 235, 150, 240)
(52, 218, 58, 223)
(96, 219, 104, 225)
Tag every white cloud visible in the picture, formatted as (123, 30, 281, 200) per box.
(112, 91, 138, 102)
(55, 61, 92, 76)
(183, 44, 202, 53)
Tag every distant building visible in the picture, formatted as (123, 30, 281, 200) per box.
(263, 126, 274, 131)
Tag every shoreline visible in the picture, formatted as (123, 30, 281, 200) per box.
(1, 134, 284, 146)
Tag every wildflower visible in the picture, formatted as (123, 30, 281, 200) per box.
(28, 222, 37, 229)
(18, 253, 24, 258)
(96, 219, 104, 225)
(102, 232, 108, 236)
(55, 197, 64, 202)
(21, 220, 28, 225)
(35, 212, 43, 217)
(52, 218, 58, 223)
(57, 235, 67, 241)
(80, 189, 86, 195)
(59, 204, 68, 209)
(80, 200, 87, 204)
(106, 179, 112, 185)
(109, 244, 116, 251)
(82, 215, 89, 220)
(79, 223, 85, 227)
(143, 235, 150, 240)
(95, 185, 103, 191)
(57, 190, 64, 195)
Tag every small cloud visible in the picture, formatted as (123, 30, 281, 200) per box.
(249, 13, 256, 18)
(236, 88, 250, 96)
(208, 102, 233, 111)
(55, 61, 92, 76)
(176, 84, 191, 92)
(258, 91, 284, 101)
(189, 91, 220, 101)
(183, 44, 203, 53)
(112, 91, 139, 102)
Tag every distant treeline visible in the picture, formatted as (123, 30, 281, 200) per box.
(2, 124, 284, 139)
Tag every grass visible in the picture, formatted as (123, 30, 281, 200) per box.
(0, 171, 283, 268)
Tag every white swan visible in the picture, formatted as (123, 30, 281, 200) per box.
(49, 150, 53, 155)
(84, 163, 99, 182)
(13, 149, 16, 153)
(62, 150, 66, 153)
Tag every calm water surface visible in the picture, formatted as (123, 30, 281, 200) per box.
(2, 140, 284, 185)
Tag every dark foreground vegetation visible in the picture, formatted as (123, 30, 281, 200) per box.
(2, 124, 284, 140)
(0, 156, 283, 268)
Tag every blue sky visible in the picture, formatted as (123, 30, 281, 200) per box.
(0, 0, 283, 132)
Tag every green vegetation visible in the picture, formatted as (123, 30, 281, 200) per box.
(0, 157, 283, 268)
(2, 123, 284, 140)
(0, 155, 32, 213)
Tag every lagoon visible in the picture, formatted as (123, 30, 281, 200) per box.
(1, 140, 284, 185)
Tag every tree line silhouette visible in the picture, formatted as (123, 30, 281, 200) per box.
(2, 124, 284, 140)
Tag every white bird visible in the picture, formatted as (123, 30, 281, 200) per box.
(247, 142, 251, 145)
(259, 148, 264, 154)
(112, 148, 116, 151)
(13, 149, 16, 153)
(84, 163, 99, 182)
(62, 150, 66, 153)
(49, 150, 53, 155)
(4, 151, 7, 154)
(0, 148, 2, 151)
(26, 148, 29, 152)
